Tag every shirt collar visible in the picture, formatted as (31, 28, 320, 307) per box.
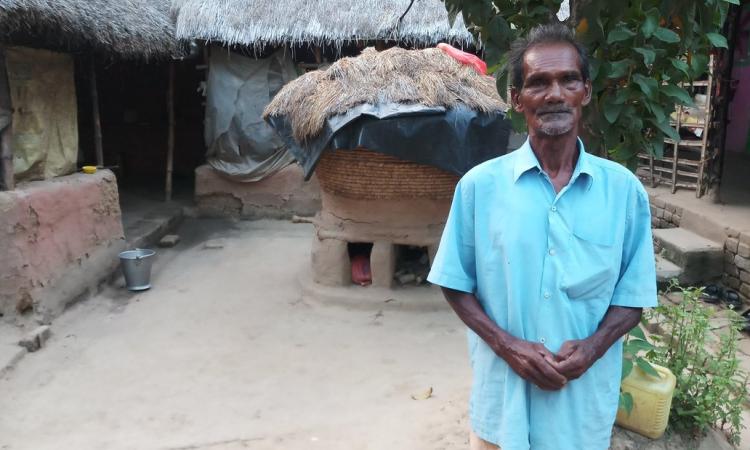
(512, 137, 595, 190)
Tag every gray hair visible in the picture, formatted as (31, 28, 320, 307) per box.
(508, 23, 590, 88)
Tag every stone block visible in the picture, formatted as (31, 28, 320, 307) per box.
(725, 264, 739, 278)
(740, 232, 750, 245)
(738, 243, 750, 258)
(18, 325, 51, 352)
(672, 215, 681, 226)
(663, 212, 673, 223)
(311, 237, 350, 286)
(652, 228, 724, 285)
(649, 205, 657, 217)
(158, 234, 180, 248)
(740, 270, 750, 284)
(651, 197, 666, 208)
(740, 283, 750, 299)
(651, 217, 659, 228)
(657, 208, 666, 219)
(724, 251, 736, 264)
(370, 241, 396, 288)
(725, 238, 740, 254)
(735, 255, 750, 272)
(726, 228, 740, 239)
(723, 275, 741, 290)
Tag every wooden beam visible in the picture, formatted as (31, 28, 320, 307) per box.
(165, 62, 175, 202)
(90, 57, 104, 168)
(0, 48, 13, 191)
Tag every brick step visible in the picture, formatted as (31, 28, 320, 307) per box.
(652, 227, 723, 286)
(655, 254, 682, 286)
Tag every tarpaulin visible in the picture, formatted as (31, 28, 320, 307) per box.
(267, 102, 516, 180)
(6, 47, 78, 181)
(204, 46, 297, 181)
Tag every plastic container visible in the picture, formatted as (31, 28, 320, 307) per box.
(82, 165, 97, 174)
(615, 363, 676, 439)
(119, 249, 156, 291)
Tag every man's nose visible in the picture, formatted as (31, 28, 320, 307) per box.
(545, 81, 564, 101)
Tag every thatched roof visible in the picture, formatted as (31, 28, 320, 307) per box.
(171, 0, 474, 49)
(0, 0, 179, 59)
(263, 46, 507, 143)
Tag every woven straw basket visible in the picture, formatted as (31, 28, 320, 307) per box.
(316, 148, 459, 200)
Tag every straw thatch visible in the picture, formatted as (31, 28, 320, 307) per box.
(263, 46, 507, 143)
(0, 0, 179, 59)
(171, 0, 473, 49)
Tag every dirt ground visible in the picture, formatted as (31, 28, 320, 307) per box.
(0, 219, 472, 450)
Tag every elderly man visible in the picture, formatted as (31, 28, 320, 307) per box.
(427, 23, 657, 450)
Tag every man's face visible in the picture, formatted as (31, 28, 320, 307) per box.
(511, 42, 592, 137)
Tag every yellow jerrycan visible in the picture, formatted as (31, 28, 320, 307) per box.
(615, 362, 676, 439)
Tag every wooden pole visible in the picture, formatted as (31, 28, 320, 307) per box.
(165, 62, 175, 202)
(90, 57, 104, 168)
(0, 48, 14, 191)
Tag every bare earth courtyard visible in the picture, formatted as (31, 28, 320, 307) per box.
(0, 220, 471, 450)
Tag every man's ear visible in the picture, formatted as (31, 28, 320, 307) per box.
(581, 79, 593, 107)
(511, 87, 523, 112)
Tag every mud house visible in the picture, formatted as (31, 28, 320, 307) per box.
(169, 0, 475, 219)
(0, 0, 195, 321)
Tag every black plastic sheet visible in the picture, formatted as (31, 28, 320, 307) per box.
(266, 102, 515, 180)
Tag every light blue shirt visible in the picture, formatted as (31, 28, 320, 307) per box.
(427, 138, 657, 450)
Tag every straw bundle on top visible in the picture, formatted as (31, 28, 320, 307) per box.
(263, 46, 507, 145)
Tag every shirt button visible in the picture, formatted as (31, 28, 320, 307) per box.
(543, 292, 551, 299)
(550, 206, 557, 212)
(540, 338, 546, 344)
(549, 248, 556, 256)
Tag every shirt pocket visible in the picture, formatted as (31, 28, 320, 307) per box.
(563, 219, 618, 302)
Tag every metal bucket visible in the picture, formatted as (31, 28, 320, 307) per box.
(119, 249, 156, 291)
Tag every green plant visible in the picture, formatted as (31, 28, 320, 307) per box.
(645, 281, 748, 445)
(441, 0, 735, 168)
(619, 322, 659, 416)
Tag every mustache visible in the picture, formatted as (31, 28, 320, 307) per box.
(537, 105, 573, 114)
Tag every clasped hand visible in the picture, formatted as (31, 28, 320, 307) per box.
(502, 338, 598, 391)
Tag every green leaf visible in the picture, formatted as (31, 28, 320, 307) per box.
(622, 358, 634, 380)
(613, 88, 630, 104)
(634, 47, 656, 66)
(636, 357, 661, 378)
(487, 15, 512, 48)
(653, 27, 681, 44)
(671, 58, 690, 76)
(607, 59, 633, 78)
(651, 136, 664, 158)
(649, 119, 681, 141)
(626, 339, 656, 353)
(589, 58, 602, 81)
(629, 325, 647, 341)
(706, 32, 729, 48)
(608, 25, 636, 44)
(507, 108, 526, 133)
(641, 8, 659, 38)
(662, 84, 695, 106)
(646, 101, 667, 123)
(632, 74, 658, 98)
(722, 0, 740, 5)
(496, 71, 508, 102)
(690, 54, 710, 78)
(604, 102, 624, 124)
(619, 392, 634, 415)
